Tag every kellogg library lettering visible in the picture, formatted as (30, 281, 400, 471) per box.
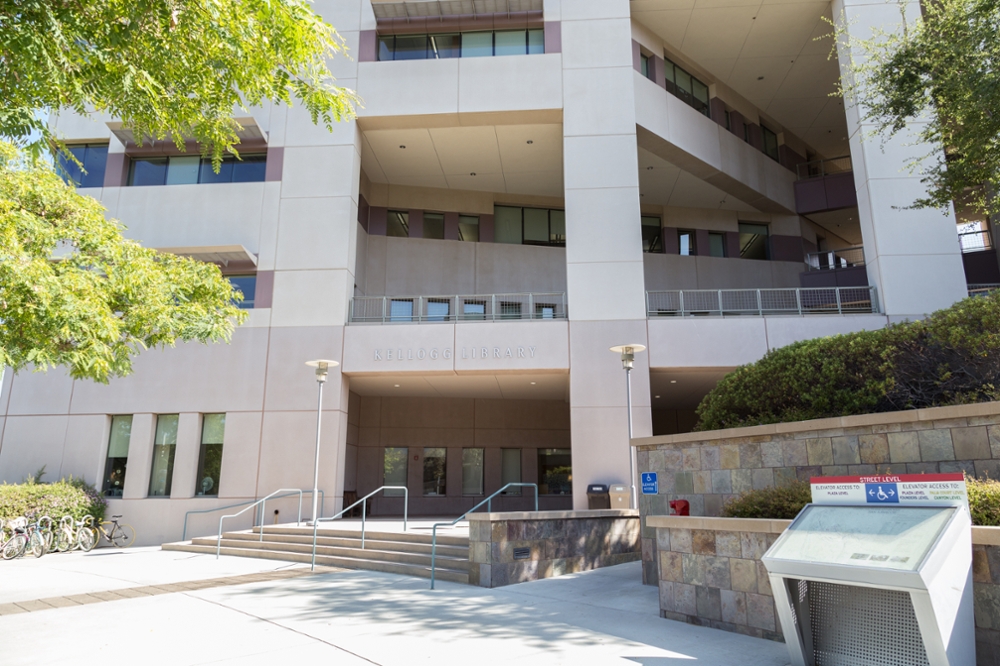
(1, 0, 982, 545)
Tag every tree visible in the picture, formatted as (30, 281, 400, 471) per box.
(835, 0, 1000, 217)
(1, 0, 358, 163)
(0, 141, 248, 382)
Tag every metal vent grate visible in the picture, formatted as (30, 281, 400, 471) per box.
(807, 581, 929, 666)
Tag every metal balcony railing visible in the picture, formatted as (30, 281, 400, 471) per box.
(349, 293, 567, 323)
(969, 284, 1000, 298)
(806, 246, 866, 271)
(646, 286, 879, 317)
(959, 229, 993, 253)
(796, 155, 853, 180)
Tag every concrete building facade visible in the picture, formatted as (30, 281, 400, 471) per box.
(0, 0, 987, 544)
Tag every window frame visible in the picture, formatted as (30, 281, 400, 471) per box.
(148, 414, 179, 497)
(103, 415, 133, 498)
(678, 229, 697, 256)
(195, 414, 225, 497)
(377, 29, 544, 61)
(127, 154, 266, 186)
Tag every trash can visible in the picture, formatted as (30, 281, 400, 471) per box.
(609, 484, 630, 509)
(586, 484, 610, 510)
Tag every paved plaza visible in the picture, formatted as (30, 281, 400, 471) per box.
(0, 549, 790, 665)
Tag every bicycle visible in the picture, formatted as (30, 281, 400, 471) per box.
(1, 518, 28, 560)
(97, 515, 135, 548)
(55, 515, 76, 552)
(25, 517, 47, 558)
(77, 516, 98, 552)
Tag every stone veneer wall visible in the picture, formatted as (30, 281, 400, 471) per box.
(467, 510, 640, 588)
(633, 401, 1000, 586)
(652, 516, 1000, 666)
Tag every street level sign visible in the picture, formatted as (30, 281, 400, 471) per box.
(641, 472, 658, 495)
(811, 473, 967, 508)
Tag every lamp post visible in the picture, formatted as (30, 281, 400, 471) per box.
(305, 359, 339, 525)
(609, 344, 646, 510)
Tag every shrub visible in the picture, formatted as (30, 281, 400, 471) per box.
(720, 481, 813, 520)
(695, 292, 1000, 431)
(968, 475, 1000, 527)
(0, 477, 106, 524)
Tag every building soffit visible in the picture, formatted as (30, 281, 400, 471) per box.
(369, 0, 543, 19)
(631, 0, 849, 159)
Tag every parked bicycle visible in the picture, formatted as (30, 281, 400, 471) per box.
(77, 516, 98, 552)
(25, 516, 47, 558)
(97, 515, 135, 548)
(1, 518, 28, 560)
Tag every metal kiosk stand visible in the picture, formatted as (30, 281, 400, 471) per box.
(762, 503, 974, 666)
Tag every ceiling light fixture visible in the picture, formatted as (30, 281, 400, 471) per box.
(757, 76, 765, 81)
(670, 380, 677, 384)
(470, 172, 476, 176)
(647, 166, 653, 170)
(530, 381, 537, 385)
(399, 145, 406, 149)
(394, 384, 400, 388)
(526, 140, 534, 144)
(655, 395, 661, 399)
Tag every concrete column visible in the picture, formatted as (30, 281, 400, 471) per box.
(169, 413, 201, 498)
(562, 0, 652, 510)
(122, 414, 155, 499)
(833, 0, 967, 320)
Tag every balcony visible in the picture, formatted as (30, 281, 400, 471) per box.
(806, 246, 865, 270)
(349, 293, 567, 324)
(969, 284, 1000, 298)
(794, 156, 858, 215)
(646, 286, 879, 317)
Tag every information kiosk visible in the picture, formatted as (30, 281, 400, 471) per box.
(762, 474, 974, 666)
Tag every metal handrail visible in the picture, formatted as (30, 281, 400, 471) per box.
(309, 485, 409, 571)
(216, 488, 309, 559)
(645, 286, 879, 317)
(969, 284, 1000, 297)
(796, 155, 852, 180)
(348, 292, 568, 324)
(958, 229, 992, 253)
(429, 482, 539, 590)
(182, 490, 324, 541)
(805, 246, 865, 271)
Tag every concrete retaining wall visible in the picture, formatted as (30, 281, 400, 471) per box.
(467, 509, 640, 588)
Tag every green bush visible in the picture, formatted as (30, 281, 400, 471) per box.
(720, 481, 813, 520)
(968, 476, 1000, 527)
(696, 292, 1000, 431)
(0, 477, 106, 524)
(721, 475, 1000, 526)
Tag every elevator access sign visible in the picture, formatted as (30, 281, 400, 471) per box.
(810, 474, 968, 508)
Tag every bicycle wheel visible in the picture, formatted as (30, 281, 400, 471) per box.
(2, 535, 26, 560)
(29, 532, 46, 558)
(111, 524, 135, 548)
(56, 529, 72, 552)
(77, 527, 96, 552)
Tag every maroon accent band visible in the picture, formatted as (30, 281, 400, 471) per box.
(264, 146, 283, 182)
(358, 193, 370, 231)
(359, 30, 378, 62)
(695, 229, 711, 257)
(443, 212, 460, 241)
(254, 271, 274, 309)
(543, 21, 561, 54)
(103, 152, 129, 187)
(479, 214, 494, 243)
(369, 207, 388, 236)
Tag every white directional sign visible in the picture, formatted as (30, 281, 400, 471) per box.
(810, 473, 967, 508)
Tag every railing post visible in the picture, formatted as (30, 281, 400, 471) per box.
(381, 296, 386, 324)
(795, 289, 802, 316)
(418, 296, 423, 323)
(528, 293, 534, 320)
(645, 290, 650, 317)
(491, 294, 496, 321)
(361, 498, 367, 550)
(562, 292, 567, 318)
(756, 289, 762, 316)
(835, 287, 843, 315)
(718, 289, 723, 316)
(534, 484, 539, 512)
(679, 291, 685, 316)
(297, 491, 303, 526)
(260, 497, 266, 543)
(403, 488, 408, 532)
(430, 527, 438, 590)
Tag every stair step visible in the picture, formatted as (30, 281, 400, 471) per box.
(218, 531, 469, 558)
(254, 525, 470, 548)
(161, 542, 469, 583)
(190, 537, 470, 570)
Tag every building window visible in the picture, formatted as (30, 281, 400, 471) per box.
(127, 154, 266, 186)
(196, 414, 225, 496)
(678, 229, 696, 256)
(423, 448, 447, 496)
(463, 300, 486, 320)
(458, 215, 479, 241)
(387, 210, 409, 237)
(423, 213, 445, 239)
(427, 299, 450, 322)
(538, 448, 571, 495)
(663, 58, 710, 117)
(56, 143, 109, 188)
(383, 447, 408, 496)
(499, 301, 522, 319)
(739, 223, 770, 260)
(640, 54, 650, 78)
(390, 299, 414, 322)
(462, 448, 484, 495)
(535, 303, 556, 319)
(494, 205, 566, 246)
(148, 414, 179, 497)
(103, 415, 132, 498)
(378, 29, 544, 61)
(642, 216, 663, 253)
(744, 124, 751, 144)
(501, 448, 521, 495)
(708, 232, 727, 258)
(761, 126, 780, 161)
(724, 110, 731, 132)
(227, 275, 256, 309)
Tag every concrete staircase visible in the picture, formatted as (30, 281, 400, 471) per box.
(162, 524, 470, 584)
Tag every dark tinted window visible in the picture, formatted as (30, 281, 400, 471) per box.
(739, 223, 770, 260)
(394, 35, 428, 60)
(232, 155, 267, 182)
(199, 159, 234, 184)
(129, 157, 168, 186)
(57, 144, 109, 188)
(762, 127, 780, 161)
(429, 33, 461, 58)
(128, 154, 266, 186)
(228, 275, 256, 309)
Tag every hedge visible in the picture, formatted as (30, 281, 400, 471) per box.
(695, 291, 1000, 431)
(0, 478, 106, 524)
(721, 476, 1000, 526)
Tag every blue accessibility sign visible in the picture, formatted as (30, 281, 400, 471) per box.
(641, 472, 658, 495)
(865, 483, 900, 503)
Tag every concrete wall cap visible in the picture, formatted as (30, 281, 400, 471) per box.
(466, 509, 638, 521)
(973, 525, 1000, 546)
(633, 401, 1000, 448)
(646, 515, 787, 533)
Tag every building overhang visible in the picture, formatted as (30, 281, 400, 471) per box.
(370, 0, 542, 19)
(105, 117, 266, 149)
(155, 245, 258, 272)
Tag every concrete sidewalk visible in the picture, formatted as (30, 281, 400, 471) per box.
(0, 551, 789, 665)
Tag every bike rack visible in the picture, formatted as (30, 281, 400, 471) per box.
(429, 483, 538, 590)
(310, 486, 409, 571)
